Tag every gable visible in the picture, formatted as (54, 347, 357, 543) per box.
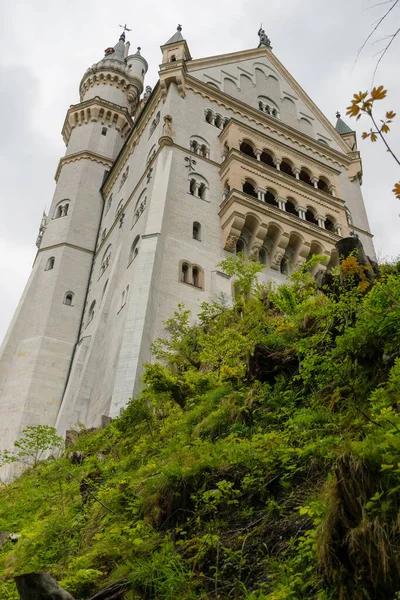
(187, 49, 346, 153)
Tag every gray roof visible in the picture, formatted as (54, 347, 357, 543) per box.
(99, 33, 126, 64)
(335, 115, 353, 135)
(165, 25, 184, 45)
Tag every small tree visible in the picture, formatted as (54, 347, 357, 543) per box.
(0, 425, 63, 468)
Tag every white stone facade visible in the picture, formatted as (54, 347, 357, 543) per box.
(0, 30, 375, 461)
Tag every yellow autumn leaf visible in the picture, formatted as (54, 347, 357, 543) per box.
(386, 111, 396, 119)
(392, 182, 400, 199)
(353, 91, 368, 102)
(370, 85, 387, 100)
(346, 104, 360, 118)
(381, 124, 390, 133)
(370, 132, 378, 142)
(361, 132, 370, 139)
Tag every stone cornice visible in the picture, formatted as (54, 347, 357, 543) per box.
(184, 74, 354, 170)
(221, 149, 345, 214)
(61, 97, 133, 144)
(33, 242, 94, 266)
(55, 151, 113, 182)
(219, 189, 341, 245)
(187, 46, 350, 153)
(221, 118, 341, 177)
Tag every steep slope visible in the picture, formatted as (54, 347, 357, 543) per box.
(0, 255, 399, 600)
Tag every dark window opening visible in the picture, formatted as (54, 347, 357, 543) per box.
(242, 181, 257, 198)
(260, 151, 275, 168)
(286, 200, 297, 215)
(240, 142, 256, 159)
(101, 127, 107, 136)
(280, 161, 295, 177)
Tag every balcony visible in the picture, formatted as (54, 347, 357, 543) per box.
(219, 188, 340, 272)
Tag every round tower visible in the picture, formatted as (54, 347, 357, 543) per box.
(0, 30, 147, 474)
(80, 32, 148, 114)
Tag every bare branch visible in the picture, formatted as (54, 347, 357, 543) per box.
(372, 27, 400, 82)
(355, 0, 400, 64)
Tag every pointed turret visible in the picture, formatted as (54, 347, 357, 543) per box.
(80, 29, 147, 114)
(160, 24, 191, 64)
(165, 24, 184, 45)
(335, 111, 358, 153)
(335, 112, 353, 135)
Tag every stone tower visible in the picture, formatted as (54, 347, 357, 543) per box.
(0, 26, 374, 464)
(0, 31, 147, 455)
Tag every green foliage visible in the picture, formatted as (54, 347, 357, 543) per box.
(0, 255, 400, 599)
(0, 425, 63, 467)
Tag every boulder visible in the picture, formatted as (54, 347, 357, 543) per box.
(0, 531, 9, 548)
(14, 572, 75, 600)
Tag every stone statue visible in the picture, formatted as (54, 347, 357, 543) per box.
(163, 115, 173, 137)
(258, 27, 272, 49)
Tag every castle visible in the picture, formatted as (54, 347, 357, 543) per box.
(0, 25, 374, 454)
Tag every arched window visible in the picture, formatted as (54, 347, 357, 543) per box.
(259, 248, 267, 265)
(214, 114, 223, 128)
(345, 208, 353, 226)
(181, 262, 189, 282)
(88, 300, 96, 322)
(280, 160, 295, 178)
(170, 55, 176, 62)
(116, 199, 124, 217)
(149, 111, 160, 138)
(317, 178, 330, 193)
(189, 136, 210, 159)
(242, 180, 257, 198)
(193, 221, 201, 241)
(280, 256, 289, 275)
(45, 257, 55, 271)
(257, 96, 280, 119)
(260, 150, 275, 168)
(128, 236, 140, 265)
(240, 141, 256, 159)
(106, 194, 113, 214)
(299, 169, 313, 186)
(305, 208, 318, 225)
(325, 217, 335, 232)
(318, 138, 329, 146)
(192, 267, 200, 287)
(188, 174, 208, 200)
(64, 292, 74, 306)
(205, 109, 214, 124)
(54, 200, 70, 219)
(265, 190, 279, 207)
(100, 244, 112, 277)
(132, 190, 147, 227)
(179, 261, 204, 289)
(286, 199, 297, 215)
(236, 238, 245, 254)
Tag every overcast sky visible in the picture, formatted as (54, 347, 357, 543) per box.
(0, 0, 399, 343)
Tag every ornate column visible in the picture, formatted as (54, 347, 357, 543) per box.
(329, 184, 336, 197)
(192, 181, 201, 197)
(311, 176, 319, 189)
(316, 214, 326, 229)
(277, 197, 287, 211)
(293, 166, 301, 180)
(256, 188, 266, 202)
(334, 223, 342, 236)
(255, 149, 262, 161)
(273, 157, 281, 171)
(296, 205, 306, 220)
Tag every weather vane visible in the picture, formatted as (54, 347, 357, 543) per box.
(119, 24, 132, 34)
